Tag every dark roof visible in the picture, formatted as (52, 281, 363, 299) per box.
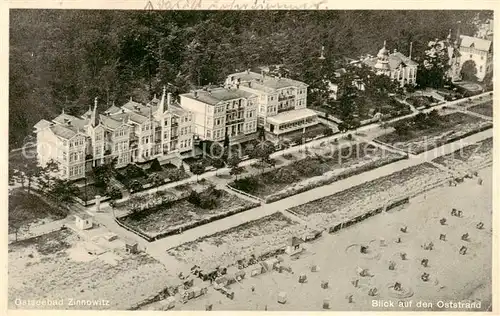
(181, 87, 256, 105)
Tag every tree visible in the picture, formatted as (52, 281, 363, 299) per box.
(38, 159, 59, 193)
(49, 179, 79, 205)
(93, 157, 117, 189)
(127, 179, 143, 193)
(128, 195, 146, 214)
(14, 155, 43, 193)
(460, 60, 477, 82)
(106, 187, 122, 201)
(190, 162, 205, 182)
(9, 205, 33, 242)
(223, 133, 230, 149)
(212, 158, 225, 176)
(249, 141, 275, 170)
(229, 166, 245, 180)
(227, 155, 243, 180)
(147, 173, 164, 191)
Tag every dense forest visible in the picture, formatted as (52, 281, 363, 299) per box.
(9, 10, 490, 148)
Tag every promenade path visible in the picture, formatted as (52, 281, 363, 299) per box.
(141, 128, 491, 260)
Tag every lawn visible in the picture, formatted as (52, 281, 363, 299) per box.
(288, 162, 450, 228)
(376, 112, 492, 154)
(166, 212, 309, 270)
(115, 163, 189, 191)
(8, 189, 67, 234)
(8, 229, 172, 310)
(117, 188, 259, 240)
(468, 101, 493, 117)
(229, 141, 406, 202)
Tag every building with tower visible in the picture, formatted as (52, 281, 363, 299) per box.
(34, 87, 194, 180)
(360, 41, 418, 87)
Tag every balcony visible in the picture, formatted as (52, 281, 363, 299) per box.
(278, 94, 295, 101)
(226, 117, 245, 124)
(277, 107, 295, 114)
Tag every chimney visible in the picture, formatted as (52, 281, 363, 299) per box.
(247, 69, 250, 74)
(167, 92, 172, 106)
(194, 91, 198, 98)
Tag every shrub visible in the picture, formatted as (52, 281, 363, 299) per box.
(149, 159, 162, 172)
(106, 187, 122, 200)
(232, 177, 260, 194)
(187, 185, 222, 209)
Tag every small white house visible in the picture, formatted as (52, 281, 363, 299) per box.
(75, 213, 93, 230)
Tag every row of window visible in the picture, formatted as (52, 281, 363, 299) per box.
(117, 154, 130, 165)
(69, 165, 85, 177)
(68, 138, 84, 148)
(179, 126, 191, 136)
(179, 138, 192, 149)
(114, 128, 127, 137)
(245, 121, 257, 132)
(69, 152, 83, 163)
(114, 140, 128, 153)
(141, 135, 153, 144)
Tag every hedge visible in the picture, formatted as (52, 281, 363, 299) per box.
(264, 154, 407, 203)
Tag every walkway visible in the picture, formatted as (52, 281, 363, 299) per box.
(143, 128, 492, 253)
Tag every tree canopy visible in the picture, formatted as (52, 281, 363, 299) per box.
(9, 10, 488, 148)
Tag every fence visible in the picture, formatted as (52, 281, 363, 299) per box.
(225, 184, 265, 204)
(9, 226, 67, 244)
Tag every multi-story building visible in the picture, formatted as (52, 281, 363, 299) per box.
(360, 41, 418, 87)
(179, 87, 258, 142)
(457, 35, 493, 82)
(224, 70, 319, 136)
(34, 87, 194, 180)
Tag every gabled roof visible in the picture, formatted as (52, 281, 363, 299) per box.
(127, 112, 148, 124)
(169, 102, 188, 117)
(460, 35, 492, 52)
(104, 104, 121, 115)
(81, 107, 93, 119)
(99, 115, 125, 130)
(389, 52, 418, 68)
(52, 113, 78, 124)
(122, 99, 146, 112)
(34, 119, 52, 130)
(50, 124, 79, 140)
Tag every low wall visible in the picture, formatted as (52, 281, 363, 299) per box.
(116, 200, 260, 242)
(225, 184, 265, 204)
